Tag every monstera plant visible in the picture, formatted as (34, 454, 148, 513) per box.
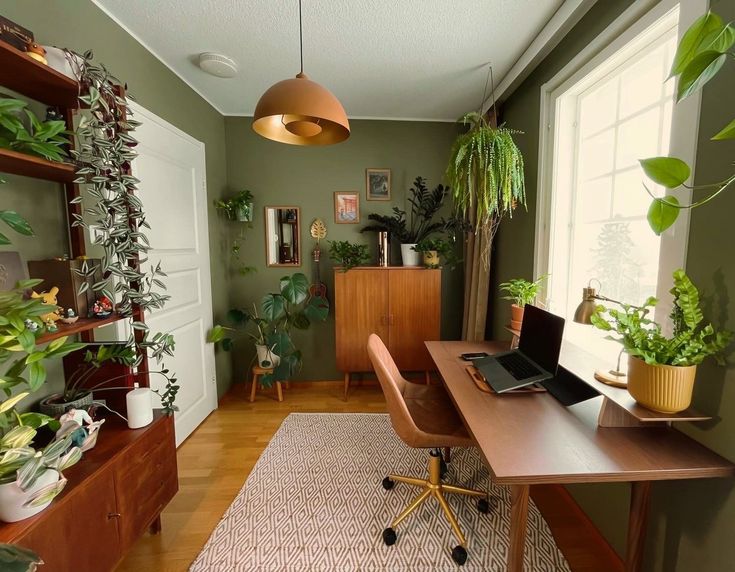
(642, 11, 734, 234)
(208, 273, 329, 387)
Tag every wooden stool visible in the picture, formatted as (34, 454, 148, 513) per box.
(249, 366, 288, 402)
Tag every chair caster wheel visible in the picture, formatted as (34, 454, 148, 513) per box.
(477, 498, 490, 514)
(383, 527, 397, 546)
(451, 545, 467, 565)
(382, 477, 395, 490)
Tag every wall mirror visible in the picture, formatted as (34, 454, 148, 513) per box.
(265, 207, 301, 267)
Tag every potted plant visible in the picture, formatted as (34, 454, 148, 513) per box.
(499, 275, 548, 330)
(412, 237, 454, 269)
(328, 240, 370, 272)
(591, 269, 732, 413)
(446, 112, 526, 267)
(214, 190, 255, 222)
(0, 97, 71, 163)
(361, 176, 448, 266)
(0, 393, 82, 523)
(208, 273, 329, 387)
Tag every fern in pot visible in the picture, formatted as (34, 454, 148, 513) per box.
(499, 275, 548, 330)
(591, 270, 732, 413)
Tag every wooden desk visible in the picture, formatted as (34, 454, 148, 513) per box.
(426, 341, 734, 572)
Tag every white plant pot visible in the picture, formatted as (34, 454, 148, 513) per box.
(0, 469, 60, 523)
(400, 243, 421, 267)
(256, 344, 280, 369)
(43, 46, 84, 80)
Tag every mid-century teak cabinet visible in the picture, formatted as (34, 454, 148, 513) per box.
(335, 267, 441, 398)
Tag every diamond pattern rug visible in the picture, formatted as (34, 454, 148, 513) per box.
(190, 413, 570, 571)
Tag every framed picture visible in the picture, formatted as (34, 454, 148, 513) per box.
(334, 191, 360, 224)
(366, 168, 391, 201)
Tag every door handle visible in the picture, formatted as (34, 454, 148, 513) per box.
(108, 513, 121, 519)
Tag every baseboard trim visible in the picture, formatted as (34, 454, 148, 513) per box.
(531, 484, 623, 572)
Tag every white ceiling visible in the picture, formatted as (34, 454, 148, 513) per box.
(94, 0, 566, 121)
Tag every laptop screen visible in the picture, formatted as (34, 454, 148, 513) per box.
(517, 305, 565, 374)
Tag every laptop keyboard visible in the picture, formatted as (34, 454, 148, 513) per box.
(496, 353, 542, 381)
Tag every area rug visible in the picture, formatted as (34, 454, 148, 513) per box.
(190, 413, 570, 571)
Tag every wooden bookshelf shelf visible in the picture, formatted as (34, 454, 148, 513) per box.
(35, 314, 124, 345)
(0, 41, 79, 108)
(0, 148, 76, 183)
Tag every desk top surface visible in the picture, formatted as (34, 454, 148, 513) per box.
(426, 340, 735, 485)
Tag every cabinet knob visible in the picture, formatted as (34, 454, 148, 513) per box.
(108, 512, 121, 519)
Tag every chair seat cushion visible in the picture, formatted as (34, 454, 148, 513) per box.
(402, 382, 475, 448)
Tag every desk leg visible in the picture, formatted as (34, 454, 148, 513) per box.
(626, 481, 651, 572)
(508, 484, 529, 572)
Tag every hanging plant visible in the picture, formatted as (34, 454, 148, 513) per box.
(66, 50, 178, 413)
(445, 111, 526, 266)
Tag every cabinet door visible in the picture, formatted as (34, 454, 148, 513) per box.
(388, 269, 441, 370)
(335, 269, 389, 372)
(114, 416, 178, 551)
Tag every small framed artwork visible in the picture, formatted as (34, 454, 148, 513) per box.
(366, 168, 391, 201)
(334, 191, 360, 224)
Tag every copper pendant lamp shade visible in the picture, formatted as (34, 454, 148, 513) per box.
(252, 1, 350, 146)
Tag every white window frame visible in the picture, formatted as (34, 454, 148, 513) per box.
(534, 0, 706, 328)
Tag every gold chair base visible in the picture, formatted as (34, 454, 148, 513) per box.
(387, 452, 486, 548)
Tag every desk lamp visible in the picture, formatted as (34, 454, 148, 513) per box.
(573, 279, 630, 388)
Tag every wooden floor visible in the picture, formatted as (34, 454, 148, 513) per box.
(116, 380, 621, 572)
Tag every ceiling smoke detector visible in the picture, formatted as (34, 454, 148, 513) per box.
(198, 53, 238, 78)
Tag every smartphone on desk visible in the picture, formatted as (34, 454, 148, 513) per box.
(460, 352, 489, 361)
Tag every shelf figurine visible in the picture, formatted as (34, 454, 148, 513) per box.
(61, 308, 79, 325)
(44, 318, 58, 333)
(56, 406, 106, 452)
(31, 286, 61, 322)
(92, 296, 113, 318)
(23, 318, 39, 333)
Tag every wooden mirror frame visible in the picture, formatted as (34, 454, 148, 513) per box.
(265, 206, 301, 267)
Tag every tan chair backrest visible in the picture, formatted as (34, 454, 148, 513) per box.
(367, 333, 421, 445)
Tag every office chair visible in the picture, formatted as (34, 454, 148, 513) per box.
(367, 334, 489, 565)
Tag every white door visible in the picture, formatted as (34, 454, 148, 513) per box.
(129, 101, 217, 446)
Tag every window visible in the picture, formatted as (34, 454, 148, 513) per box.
(535, 4, 699, 364)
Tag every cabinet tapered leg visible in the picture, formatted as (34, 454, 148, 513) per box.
(343, 372, 350, 401)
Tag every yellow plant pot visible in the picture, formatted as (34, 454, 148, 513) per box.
(423, 251, 440, 268)
(627, 356, 697, 413)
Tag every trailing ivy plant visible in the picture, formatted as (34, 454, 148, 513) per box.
(445, 112, 526, 266)
(642, 11, 735, 234)
(66, 50, 178, 413)
(591, 269, 732, 366)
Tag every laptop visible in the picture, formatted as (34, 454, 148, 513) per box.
(472, 305, 565, 393)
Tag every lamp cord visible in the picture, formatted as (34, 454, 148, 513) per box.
(299, 0, 304, 74)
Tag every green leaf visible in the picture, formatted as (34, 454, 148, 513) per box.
(677, 51, 727, 101)
(0, 392, 28, 414)
(0, 211, 33, 236)
(704, 21, 735, 53)
(0, 232, 9, 246)
(207, 325, 226, 344)
(279, 273, 309, 305)
(647, 196, 680, 235)
(639, 157, 690, 188)
(304, 295, 330, 323)
(670, 12, 724, 75)
(28, 362, 46, 392)
(712, 118, 735, 140)
(24, 476, 67, 508)
(261, 293, 285, 322)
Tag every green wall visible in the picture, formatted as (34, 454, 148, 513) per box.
(0, 0, 233, 398)
(497, 0, 735, 569)
(222, 117, 462, 381)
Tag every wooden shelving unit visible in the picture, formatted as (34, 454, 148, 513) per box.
(34, 314, 125, 345)
(0, 148, 76, 183)
(0, 41, 79, 107)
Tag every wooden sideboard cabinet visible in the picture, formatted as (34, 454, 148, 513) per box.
(0, 412, 177, 571)
(335, 267, 441, 398)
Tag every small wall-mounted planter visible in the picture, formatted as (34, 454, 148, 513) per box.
(236, 201, 254, 222)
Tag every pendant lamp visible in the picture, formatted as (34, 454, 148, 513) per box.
(252, 0, 350, 146)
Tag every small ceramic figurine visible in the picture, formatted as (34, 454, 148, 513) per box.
(61, 308, 79, 325)
(44, 318, 58, 333)
(31, 287, 61, 322)
(92, 296, 113, 318)
(23, 318, 39, 333)
(24, 41, 47, 65)
(56, 407, 106, 452)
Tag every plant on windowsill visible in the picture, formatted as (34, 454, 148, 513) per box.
(412, 237, 455, 269)
(66, 49, 178, 413)
(328, 240, 370, 272)
(591, 269, 732, 413)
(361, 176, 449, 266)
(641, 11, 734, 234)
(207, 273, 329, 387)
(499, 275, 549, 330)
